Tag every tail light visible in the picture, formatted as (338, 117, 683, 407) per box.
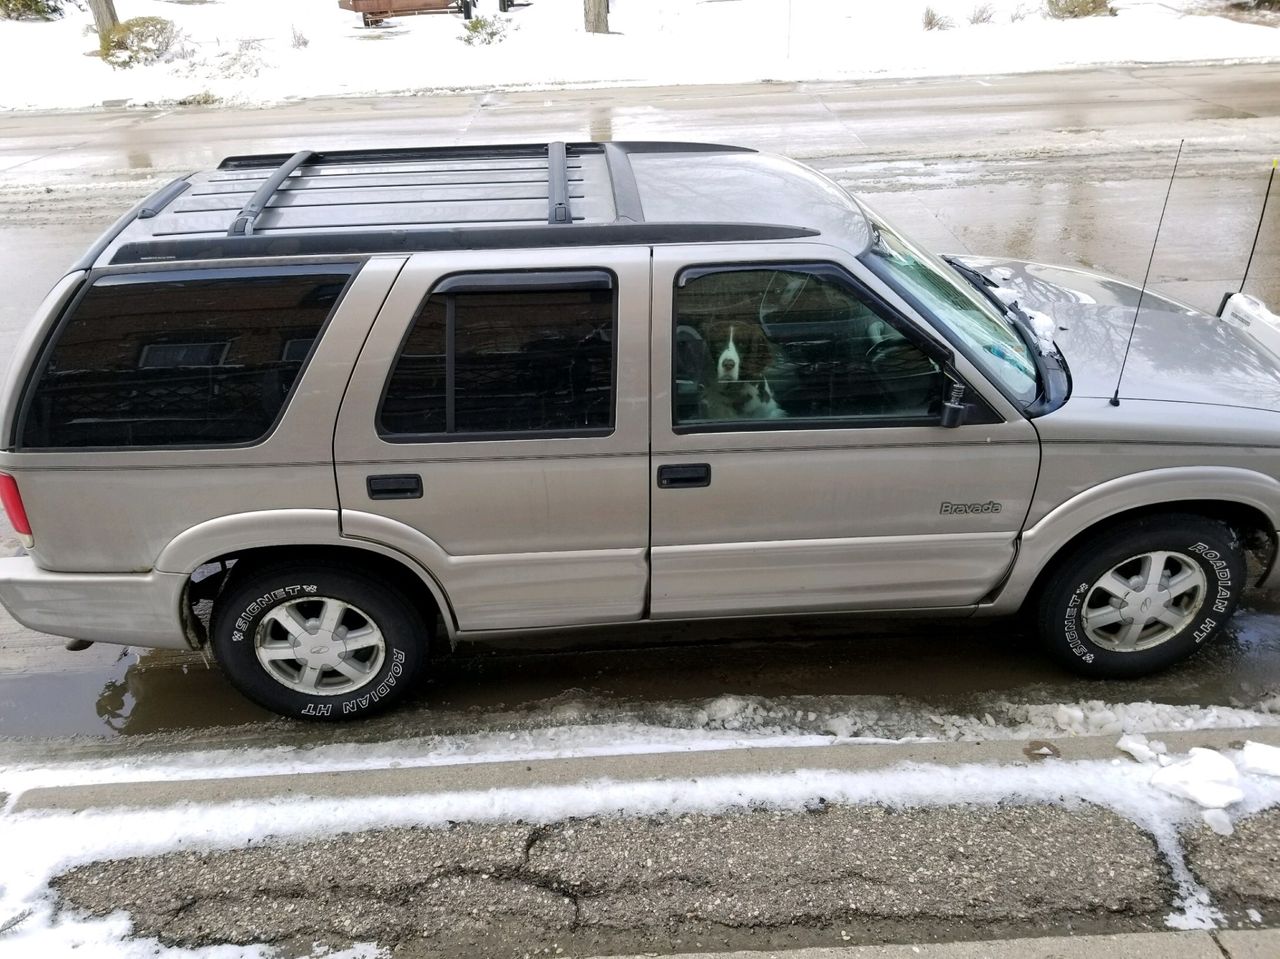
(0, 473, 33, 549)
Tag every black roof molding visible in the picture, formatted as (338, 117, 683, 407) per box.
(71, 175, 192, 271)
(214, 141, 755, 172)
(227, 150, 314, 237)
(109, 222, 821, 265)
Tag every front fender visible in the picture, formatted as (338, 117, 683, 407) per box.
(978, 466, 1280, 615)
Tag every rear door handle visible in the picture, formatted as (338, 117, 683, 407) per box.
(657, 463, 711, 489)
(367, 474, 423, 500)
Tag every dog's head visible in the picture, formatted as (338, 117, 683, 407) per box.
(704, 321, 774, 383)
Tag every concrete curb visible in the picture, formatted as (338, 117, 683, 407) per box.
(593, 929, 1280, 958)
(12, 725, 1280, 813)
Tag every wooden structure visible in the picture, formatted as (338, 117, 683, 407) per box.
(338, 0, 488, 26)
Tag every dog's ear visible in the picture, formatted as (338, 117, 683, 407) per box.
(741, 325, 774, 379)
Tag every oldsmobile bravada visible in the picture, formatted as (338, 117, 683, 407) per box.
(0, 142, 1275, 720)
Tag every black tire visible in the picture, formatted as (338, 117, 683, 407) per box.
(460, 0, 473, 19)
(211, 565, 428, 721)
(1035, 514, 1244, 678)
(498, 0, 509, 11)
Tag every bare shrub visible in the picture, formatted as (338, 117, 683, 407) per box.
(101, 17, 182, 68)
(969, 3, 995, 23)
(1045, 0, 1114, 18)
(0, 0, 64, 19)
(459, 14, 511, 44)
(220, 38, 267, 77)
(1009, 3, 1033, 21)
(922, 5, 955, 30)
(290, 24, 309, 49)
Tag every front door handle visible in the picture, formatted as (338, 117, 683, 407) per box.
(657, 463, 711, 489)
(367, 474, 423, 500)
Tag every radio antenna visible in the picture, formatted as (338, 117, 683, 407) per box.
(1111, 138, 1184, 408)
(1239, 158, 1277, 294)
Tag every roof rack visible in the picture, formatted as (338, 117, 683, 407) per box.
(88, 142, 777, 266)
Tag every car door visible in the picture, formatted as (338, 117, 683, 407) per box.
(334, 247, 650, 633)
(650, 243, 1041, 618)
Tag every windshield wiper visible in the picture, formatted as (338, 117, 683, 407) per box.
(942, 256, 1067, 409)
(943, 256, 1042, 342)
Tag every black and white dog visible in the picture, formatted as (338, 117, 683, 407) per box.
(701, 320, 785, 420)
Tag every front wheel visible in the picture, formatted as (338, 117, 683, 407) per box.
(211, 565, 428, 720)
(1035, 514, 1245, 678)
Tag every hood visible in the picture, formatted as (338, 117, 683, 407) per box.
(953, 256, 1280, 413)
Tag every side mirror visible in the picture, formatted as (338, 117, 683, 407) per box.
(940, 378, 967, 429)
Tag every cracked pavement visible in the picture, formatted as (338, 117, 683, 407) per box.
(52, 803, 1173, 957)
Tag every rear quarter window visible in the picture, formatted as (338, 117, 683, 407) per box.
(19, 265, 357, 450)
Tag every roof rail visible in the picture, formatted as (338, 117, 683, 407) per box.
(227, 150, 314, 237)
(110, 222, 822, 265)
(212, 142, 754, 172)
(547, 141, 572, 224)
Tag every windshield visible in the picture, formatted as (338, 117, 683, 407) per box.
(860, 211, 1040, 406)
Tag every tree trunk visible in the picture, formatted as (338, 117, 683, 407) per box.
(87, 0, 119, 39)
(583, 0, 608, 34)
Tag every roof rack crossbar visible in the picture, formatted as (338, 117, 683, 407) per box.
(228, 150, 314, 237)
(602, 143, 644, 224)
(547, 142, 572, 224)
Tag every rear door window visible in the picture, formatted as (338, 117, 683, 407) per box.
(379, 271, 616, 440)
(19, 265, 356, 450)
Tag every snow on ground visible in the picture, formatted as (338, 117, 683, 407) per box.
(3, 743, 1280, 954)
(3, 693, 1278, 808)
(1, 696, 1278, 954)
(0, 0, 1276, 112)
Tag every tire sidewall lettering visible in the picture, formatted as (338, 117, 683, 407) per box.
(229, 585, 316, 644)
(1058, 538, 1239, 658)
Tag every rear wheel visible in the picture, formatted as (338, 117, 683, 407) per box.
(212, 565, 428, 720)
(1035, 514, 1244, 678)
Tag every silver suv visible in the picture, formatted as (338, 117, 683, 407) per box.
(0, 142, 1273, 720)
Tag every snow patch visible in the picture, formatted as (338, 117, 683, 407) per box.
(1200, 808, 1234, 836)
(1239, 740, 1280, 778)
(1150, 748, 1245, 809)
(0, 0, 1277, 111)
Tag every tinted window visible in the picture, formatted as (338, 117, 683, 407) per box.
(674, 266, 943, 428)
(380, 277, 614, 438)
(21, 266, 355, 449)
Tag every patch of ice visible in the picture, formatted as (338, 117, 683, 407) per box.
(1239, 740, 1280, 778)
(1248, 908, 1263, 923)
(1150, 748, 1245, 809)
(1118, 733, 1160, 764)
(1201, 808, 1233, 836)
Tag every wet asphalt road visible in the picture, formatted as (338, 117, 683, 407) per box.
(2, 64, 1280, 741)
(52, 805, 1174, 956)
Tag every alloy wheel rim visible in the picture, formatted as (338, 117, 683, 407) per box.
(254, 596, 386, 695)
(1081, 550, 1208, 653)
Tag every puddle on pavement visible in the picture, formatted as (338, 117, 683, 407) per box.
(0, 596, 1278, 743)
(0, 647, 273, 739)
